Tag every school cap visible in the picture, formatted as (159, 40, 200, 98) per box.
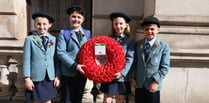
(32, 12, 55, 23)
(66, 6, 85, 16)
(110, 12, 131, 23)
(140, 17, 160, 28)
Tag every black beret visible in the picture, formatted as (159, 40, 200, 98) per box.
(110, 12, 131, 23)
(32, 12, 55, 23)
(140, 17, 160, 28)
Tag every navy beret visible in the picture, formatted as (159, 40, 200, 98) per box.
(110, 12, 131, 23)
(32, 12, 55, 23)
(140, 17, 160, 28)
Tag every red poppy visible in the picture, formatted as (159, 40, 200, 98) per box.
(153, 43, 158, 47)
(50, 42, 55, 45)
(81, 32, 86, 36)
(120, 37, 125, 40)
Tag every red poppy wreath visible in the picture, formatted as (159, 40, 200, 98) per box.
(78, 36, 125, 83)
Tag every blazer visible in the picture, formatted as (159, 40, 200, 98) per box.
(112, 35, 134, 82)
(132, 38, 170, 91)
(22, 32, 57, 81)
(56, 28, 91, 77)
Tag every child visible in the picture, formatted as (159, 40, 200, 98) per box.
(22, 12, 60, 103)
(100, 12, 134, 103)
(131, 16, 170, 103)
(56, 6, 92, 103)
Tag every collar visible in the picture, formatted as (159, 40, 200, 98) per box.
(145, 37, 157, 47)
(115, 33, 125, 37)
(69, 27, 85, 34)
(38, 32, 49, 37)
(69, 26, 84, 32)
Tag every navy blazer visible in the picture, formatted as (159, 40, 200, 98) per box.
(56, 28, 91, 77)
(22, 32, 57, 81)
(112, 35, 134, 82)
(132, 38, 170, 91)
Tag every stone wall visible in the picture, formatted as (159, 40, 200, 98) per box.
(92, 0, 143, 37)
(138, 0, 209, 103)
(0, 0, 26, 102)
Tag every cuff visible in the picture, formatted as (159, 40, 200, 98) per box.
(71, 63, 78, 69)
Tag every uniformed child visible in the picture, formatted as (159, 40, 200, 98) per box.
(100, 12, 134, 103)
(131, 16, 170, 103)
(56, 6, 92, 103)
(22, 12, 60, 103)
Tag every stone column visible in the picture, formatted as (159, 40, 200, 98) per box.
(0, 65, 10, 100)
(7, 57, 25, 101)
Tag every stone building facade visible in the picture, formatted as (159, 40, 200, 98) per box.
(0, 0, 209, 103)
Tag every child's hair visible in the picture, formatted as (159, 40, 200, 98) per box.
(108, 12, 132, 37)
(109, 23, 131, 37)
(66, 6, 85, 16)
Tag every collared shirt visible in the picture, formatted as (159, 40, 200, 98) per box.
(145, 37, 156, 48)
(115, 33, 125, 41)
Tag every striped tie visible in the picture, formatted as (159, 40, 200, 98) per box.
(144, 42, 150, 61)
(41, 36, 48, 50)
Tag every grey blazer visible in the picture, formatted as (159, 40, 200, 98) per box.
(56, 28, 91, 77)
(112, 35, 134, 82)
(132, 38, 170, 91)
(22, 32, 57, 81)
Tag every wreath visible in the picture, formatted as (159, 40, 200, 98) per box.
(78, 36, 125, 83)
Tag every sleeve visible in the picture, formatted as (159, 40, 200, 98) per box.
(128, 41, 138, 79)
(22, 37, 31, 77)
(56, 30, 76, 69)
(120, 38, 135, 77)
(153, 42, 170, 83)
(54, 38, 61, 76)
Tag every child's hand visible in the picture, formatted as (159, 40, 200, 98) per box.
(24, 77, 34, 91)
(148, 81, 158, 93)
(76, 64, 85, 74)
(113, 72, 122, 79)
(54, 76, 60, 87)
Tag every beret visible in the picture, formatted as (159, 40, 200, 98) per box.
(32, 12, 55, 23)
(110, 12, 131, 23)
(140, 17, 160, 28)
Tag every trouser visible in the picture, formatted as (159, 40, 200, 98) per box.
(135, 87, 160, 103)
(60, 73, 87, 103)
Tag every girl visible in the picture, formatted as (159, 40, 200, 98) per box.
(100, 12, 134, 103)
(22, 12, 60, 103)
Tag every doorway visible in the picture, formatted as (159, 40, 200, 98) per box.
(26, 0, 92, 36)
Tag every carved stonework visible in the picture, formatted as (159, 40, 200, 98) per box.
(0, 65, 10, 100)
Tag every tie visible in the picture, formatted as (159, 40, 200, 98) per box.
(144, 42, 150, 61)
(75, 31, 81, 42)
(116, 35, 123, 42)
(41, 36, 48, 50)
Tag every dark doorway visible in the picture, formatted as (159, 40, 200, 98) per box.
(26, 0, 92, 36)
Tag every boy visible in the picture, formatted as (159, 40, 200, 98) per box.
(131, 16, 170, 103)
(56, 6, 92, 103)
